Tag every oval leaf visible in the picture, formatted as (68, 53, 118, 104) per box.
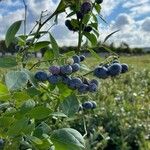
(5, 20, 22, 47)
(0, 56, 17, 68)
(5, 71, 28, 91)
(27, 106, 51, 120)
(51, 128, 85, 150)
(84, 32, 97, 47)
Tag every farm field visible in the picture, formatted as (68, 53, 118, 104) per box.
(0, 54, 149, 149)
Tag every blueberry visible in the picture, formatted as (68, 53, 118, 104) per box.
(77, 11, 84, 19)
(65, 20, 74, 31)
(35, 71, 48, 81)
(78, 83, 89, 93)
(68, 78, 82, 89)
(47, 75, 62, 84)
(15, 45, 20, 51)
(95, 0, 103, 4)
(81, 2, 92, 14)
(121, 63, 129, 73)
(88, 83, 98, 92)
(80, 55, 86, 61)
(71, 63, 80, 72)
(107, 63, 122, 76)
(60, 65, 72, 75)
(84, 26, 92, 32)
(62, 75, 71, 85)
(94, 66, 108, 79)
(72, 55, 80, 63)
(49, 66, 60, 75)
(90, 79, 99, 86)
(82, 101, 93, 109)
(91, 101, 97, 109)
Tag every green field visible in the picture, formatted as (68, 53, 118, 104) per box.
(0, 54, 149, 149)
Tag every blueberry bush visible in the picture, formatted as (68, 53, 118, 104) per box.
(0, 0, 149, 150)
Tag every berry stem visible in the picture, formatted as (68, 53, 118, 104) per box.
(77, 19, 83, 54)
(29, 59, 58, 70)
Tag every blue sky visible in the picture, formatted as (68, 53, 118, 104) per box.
(0, 0, 150, 47)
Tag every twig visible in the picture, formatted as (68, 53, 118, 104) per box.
(22, 0, 27, 35)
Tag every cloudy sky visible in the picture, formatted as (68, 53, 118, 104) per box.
(0, 0, 150, 47)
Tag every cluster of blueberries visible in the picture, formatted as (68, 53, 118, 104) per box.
(35, 55, 99, 94)
(93, 60, 129, 79)
(79, 101, 97, 111)
(65, 0, 103, 32)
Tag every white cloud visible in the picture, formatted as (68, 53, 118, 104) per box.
(112, 13, 134, 29)
(141, 17, 150, 32)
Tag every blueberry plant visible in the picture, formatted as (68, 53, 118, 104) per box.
(0, 0, 129, 149)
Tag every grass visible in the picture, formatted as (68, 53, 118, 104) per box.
(85, 54, 150, 70)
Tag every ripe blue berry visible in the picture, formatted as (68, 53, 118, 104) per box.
(15, 45, 20, 51)
(121, 63, 129, 73)
(88, 83, 98, 92)
(80, 55, 86, 61)
(47, 75, 62, 84)
(82, 101, 93, 109)
(90, 79, 99, 86)
(94, 66, 108, 79)
(35, 71, 48, 81)
(81, 2, 92, 14)
(62, 75, 71, 85)
(65, 20, 74, 31)
(77, 11, 84, 19)
(60, 65, 72, 75)
(78, 83, 89, 93)
(71, 63, 80, 72)
(95, 0, 103, 4)
(91, 101, 97, 109)
(72, 55, 80, 63)
(108, 63, 122, 76)
(84, 26, 92, 32)
(68, 78, 82, 89)
(49, 66, 60, 75)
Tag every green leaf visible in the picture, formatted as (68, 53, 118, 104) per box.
(5, 71, 28, 91)
(51, 128, 85, 150)
(57, 83, 72, 99)
(103, 30, 120, 43)
(7, 117, 29, 136)
(32, 41, 50, 51)
(84, 32, 97, 47)
(94, 4, 101, 14)
(50, 112, 67, 118)
(87, 48, 101, 61)
(60, 94, 79, 117)
(82, 14, 91, 25)
(27, 136, 43, 145)
(27, 106, 51, 120)
(0, 116, 15, 128)
(5, 20, 22, 47)
(20, 100, 35, 114)
(22, 69, 38, 87)
(49, 34, 59, 58)
(0, 83, 9, 97)
(0, 56, 17, 68)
